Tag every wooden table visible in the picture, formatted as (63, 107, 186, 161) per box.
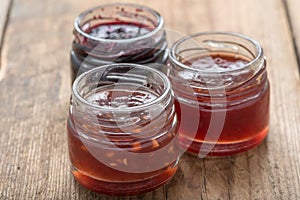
(1, 0, 300, 199)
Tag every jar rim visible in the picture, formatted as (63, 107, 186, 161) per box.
(169, 31, 264, 74)
(72, 63, 171, 112)
(74, 3, 164, 43)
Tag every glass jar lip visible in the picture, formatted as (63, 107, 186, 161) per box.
(74, 3, 164, 43)
(169, 31, 264, 74)
(72, 63, 171, 112)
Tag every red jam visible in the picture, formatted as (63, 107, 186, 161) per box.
(170, 53, 270, 156)
(67, 64, 179, 195)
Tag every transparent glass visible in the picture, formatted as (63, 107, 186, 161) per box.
(70, 3, 168, 82)
(67, 63, 179, 195)
(168, 32, 270, 156)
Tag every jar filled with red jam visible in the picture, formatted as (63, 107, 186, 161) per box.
(168, 32, 270, 156)
(67, 63, 179, 195)
(71, 3, 167, 81)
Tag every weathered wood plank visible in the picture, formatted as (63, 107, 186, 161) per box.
(0, 0, 299, 199)
(0, 0, 12, 80)
(164, 1, 300, 200)
(286, 0, 300, 69)
(0, 0, 11, 44)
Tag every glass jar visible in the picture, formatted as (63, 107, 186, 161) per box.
(67, 63, 179, 195)
(70, 3, 167, 82)
(168, 32, 270, 156)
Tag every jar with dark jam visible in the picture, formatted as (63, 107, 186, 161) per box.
(71, 3, 167, 81)
(168, 32, 270, 156)
(67, 63, 179, 195)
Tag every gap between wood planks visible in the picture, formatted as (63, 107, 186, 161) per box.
(282, 0, 300, 74)
(0, 0, 13, 81)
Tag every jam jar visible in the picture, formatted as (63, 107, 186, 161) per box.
(168, 32, 270, 156)
(67, 63, 179, 195)
(70, 3, 167, 81)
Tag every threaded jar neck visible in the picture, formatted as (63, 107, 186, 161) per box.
(70, 63, 175, 145)
(74, 3, 164, 44)
(168, 32, 267, 108)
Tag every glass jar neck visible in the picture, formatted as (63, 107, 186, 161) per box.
(72, 3, 167, 66)
(70, 64, 174, 141)
(168, 32, 268, 107)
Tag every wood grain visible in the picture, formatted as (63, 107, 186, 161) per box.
(0, 0, 300, 199)
(0, 0, 12, 80)
(286, 0, 300, 67)
(0, 0, 11, 44)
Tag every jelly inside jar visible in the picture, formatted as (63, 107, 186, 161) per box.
(67, 84, 179, 195)
(173, 53, 270, 156)
(86, 22, 151, 40)
(71, 21, 168, 81)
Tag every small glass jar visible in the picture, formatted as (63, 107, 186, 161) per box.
(70, 3, 167, 82)
(67, 63, 179, 195)
(168, 32, 270, 156)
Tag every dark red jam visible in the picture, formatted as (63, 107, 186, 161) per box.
(67, 64, 179, 195)
(171, 53, 270, 156)
(70, 4, 167, 82)
(87, 22, 151, 40)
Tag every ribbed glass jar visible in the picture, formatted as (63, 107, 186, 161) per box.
(168, 32, 270, 156)
(70, 3, 168, 82)
(67, 63, 179, 195)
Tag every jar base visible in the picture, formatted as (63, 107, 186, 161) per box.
(180, 127, 269, 156)
(71, 165, 178, 196)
